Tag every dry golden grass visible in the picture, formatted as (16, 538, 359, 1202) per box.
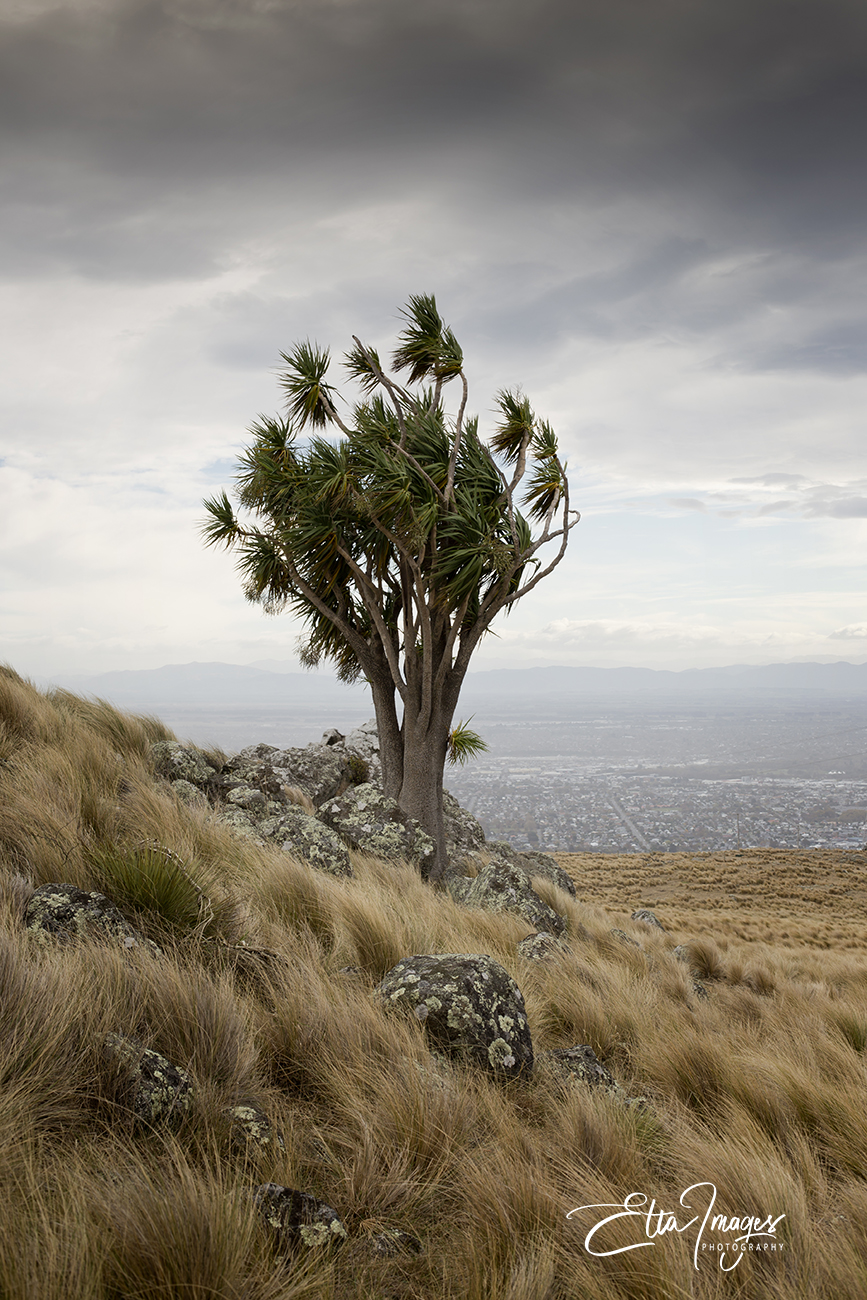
(1, 663, 867, 1298)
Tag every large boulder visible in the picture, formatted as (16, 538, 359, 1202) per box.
(375, 952, 533, 1079)
(318, 783, 434, 872)
(452, 859, 567, 937)
(25, 884, 162, 956)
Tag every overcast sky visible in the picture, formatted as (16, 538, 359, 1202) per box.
(2, 0, 866, 680)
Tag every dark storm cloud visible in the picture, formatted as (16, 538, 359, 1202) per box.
(4, 1, 867, 234)
(3, 0, 867, 390)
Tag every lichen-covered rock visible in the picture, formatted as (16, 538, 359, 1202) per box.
(225, 1103, 285, 1152)
(25, 884, 162, 957)
(254, 1184, 347, 1250)
(520, 849, 578, 899)
(319, 783, 434, 871)
(375, 953, 533, 1079)
(542, 1044, 619, 1091)
(215, 805, 262, 842)
(540, 1045, 648, 1109)
(150, 741, 218, 786)
(225, 783, 267, 810)
(344, 719, 382, 784)
(517, 931, 569, 962)
(366, 1226, 424, 1258)
(486, 841, 577, 898)
(170, 778, 208, 807)
(631, 908, 665, 931)
(103, 1032, 193, 1123)
(443, 790, 487, 857)
(444, 871, 474, 905)
(278, 805, 352, 878)
(228, 743, 351, 808)
(459, 860, 567, 937)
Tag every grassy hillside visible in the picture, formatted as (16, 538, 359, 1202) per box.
(1, 664, 866, 1299)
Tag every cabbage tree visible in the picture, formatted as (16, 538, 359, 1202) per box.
(202, 295, 579, 882)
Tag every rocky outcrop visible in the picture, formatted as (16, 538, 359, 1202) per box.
(146, 721, 577, 892)
(25, 884, 162, 957)
(103, 1032, 194, 1124)
(443, 790, 487, 859)
(375, 952, 534, 1079)
(486, 841, 577, 898)
(319, 783, 435, 873)
(453, 859, 567, 937)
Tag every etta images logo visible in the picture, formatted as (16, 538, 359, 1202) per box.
(567, 1183, 786, 1273)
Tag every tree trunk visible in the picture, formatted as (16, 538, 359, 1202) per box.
(397, 663, 465, 883)
(367, 667, 403, 800)
(398, 712, 450, 883)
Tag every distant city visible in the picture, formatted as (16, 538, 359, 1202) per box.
(444, 706, 867, 853)
(35, 659, 867, 854)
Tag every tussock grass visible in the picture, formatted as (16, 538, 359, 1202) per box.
(2, 668, 867, 1297)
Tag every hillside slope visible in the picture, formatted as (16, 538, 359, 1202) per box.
(1, 666, 866, 1300)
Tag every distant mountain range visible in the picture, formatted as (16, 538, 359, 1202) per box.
(36, 659, 867, 712)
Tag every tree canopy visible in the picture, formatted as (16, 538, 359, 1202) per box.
(202, 294, 579, 881)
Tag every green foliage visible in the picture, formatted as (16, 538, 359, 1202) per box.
(346, 753, 370, 785)
(447, 719, 489, 766)
(88, 842, 210, 937)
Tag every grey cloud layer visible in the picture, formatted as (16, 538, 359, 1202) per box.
(4, 0, 867, 248)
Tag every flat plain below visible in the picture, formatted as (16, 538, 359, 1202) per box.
(555, 848, 867, 951)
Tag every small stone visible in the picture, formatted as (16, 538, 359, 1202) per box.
(254, 1184, 347, 1251)
(103, 1032, 193, 1124)
(225, 1103, 285, 1152)
(611, 928, 641, 948)
(631, 908, 665, 931)
(367, 1226, 424, 1258)
(540, 1044, 649, 1110)
(517, 931, 569, 962)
